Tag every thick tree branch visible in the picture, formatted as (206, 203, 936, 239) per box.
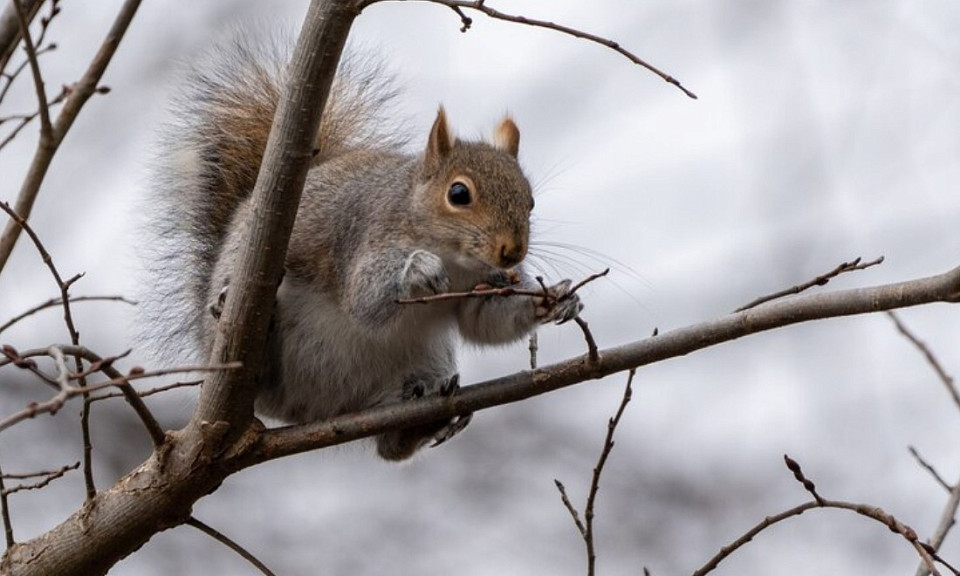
(188, 0, 358, 444)
(242, 264, 960, 464)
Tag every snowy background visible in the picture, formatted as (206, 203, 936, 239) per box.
(1, 1, 959, 574)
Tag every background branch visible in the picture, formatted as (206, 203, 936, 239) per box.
(360, 0, 697, 98)
(0, 0, 141, 274)
(693, 456, 947, 576)
(0, 0, 43, 73)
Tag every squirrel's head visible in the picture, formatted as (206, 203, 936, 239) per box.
(417, 107, 534, 273)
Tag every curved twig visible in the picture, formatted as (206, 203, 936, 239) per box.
(186, 517, 277, 576)
(357, 0, 697, 98)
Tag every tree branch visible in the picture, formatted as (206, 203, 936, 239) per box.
(188, 0, 359, 445)
(693, 456, 948, 576)
(358, 0, 696, 98)
(244, 264, 960, 464)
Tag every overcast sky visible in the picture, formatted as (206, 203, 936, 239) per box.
(1, 2, 959, 575)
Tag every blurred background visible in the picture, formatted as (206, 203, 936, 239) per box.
(1, 1, 959, 574)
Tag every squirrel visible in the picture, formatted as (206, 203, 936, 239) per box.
(142, 36, 582, 461)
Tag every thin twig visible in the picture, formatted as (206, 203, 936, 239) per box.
(2, 343, 59, 388)
(0, 295, 135, 336)
(1, 461, 79, 495)
(0, 42, 57, 106)
(186, 517, 278, 576)
(0, 449, 13, 547)
(89, 379, 202, 403)
(554, 479, 587, 535)
(0, 0, 45, 75)
(397, 284, 546, 304)
(915, 473, 960, 576)
(11, 0, 51, 137)
(358, 0, 697, 98)
(0, 344, 239, 436)
(692, 455, 948, 576)
(0, 199, 97, 496)
(554, 369, 635, 576)
(783, 454, 824, 505)
(909, 446, 953, 493)
(397, 269, 607, 304)
(574, 316, 599, 363)
(735, 256, 885, 312)
(527, 331, 538, 369)
(0, 83, 66, 152)
(888, 311, 960, 414)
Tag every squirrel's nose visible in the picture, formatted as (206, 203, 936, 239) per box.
(498, 238, 526, 268)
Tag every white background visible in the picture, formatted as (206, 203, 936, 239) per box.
(1, 1, 958, 574)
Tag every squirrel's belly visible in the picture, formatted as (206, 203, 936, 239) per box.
(254, 287, 455, 424)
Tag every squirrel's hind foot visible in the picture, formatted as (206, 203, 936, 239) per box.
(376, 374, 472, 461)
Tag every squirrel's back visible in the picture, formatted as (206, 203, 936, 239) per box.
(140, 34, 404, 364)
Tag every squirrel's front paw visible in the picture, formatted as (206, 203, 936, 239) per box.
(401, 250, 450, 298)
(535, 279, 584, 325)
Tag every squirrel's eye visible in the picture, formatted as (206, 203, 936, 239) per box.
(448, 181, 472, 206)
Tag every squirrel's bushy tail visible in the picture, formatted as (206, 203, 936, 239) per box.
(140, 34, 404, 364)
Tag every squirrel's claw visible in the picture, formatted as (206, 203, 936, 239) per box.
(430, 374, 472, 448)
(431, 412, 472, 448)
(209, 283, 230, 319)
(534, 279, 584, 325)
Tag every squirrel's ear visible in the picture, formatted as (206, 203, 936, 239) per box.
(493, 117, 520, 158)
(425, 106, 454, 172)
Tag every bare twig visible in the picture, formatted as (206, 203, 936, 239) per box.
(554, 479, 586, 535)
(0, 0, 44, 74)
(397, 269, 607, 305)
(186, 517, 277, 576)
(1, 461, 79, 495)
(2, 343, 58, 387)
(909, 446, 953, 493)
(0, 344, 239, 436)
(89, 379, 202, 403)
(0, 199, 98, 497)
(736, 256, 884, 312)
(11, 0, 51, 137)
(0, 0, 142, 274)
(397, 284, 546, 304)
(692, 455, 949, 576)
(0, 295, 135, 336)
(0, 83, 66, 151)
(0, 42, 57, 106)
(0, 450, 13, 547)
(915, 473, 960, 576)
(528, 332, 538, 369)
(783, 454, 824, 505)
(887, 311, 960, 413)
(554, 369, 634, 576)
(358, 0, 697, 98)
(574, 316, 599, 363)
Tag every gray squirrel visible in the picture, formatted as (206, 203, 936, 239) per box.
(143, 37, 582, 460)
